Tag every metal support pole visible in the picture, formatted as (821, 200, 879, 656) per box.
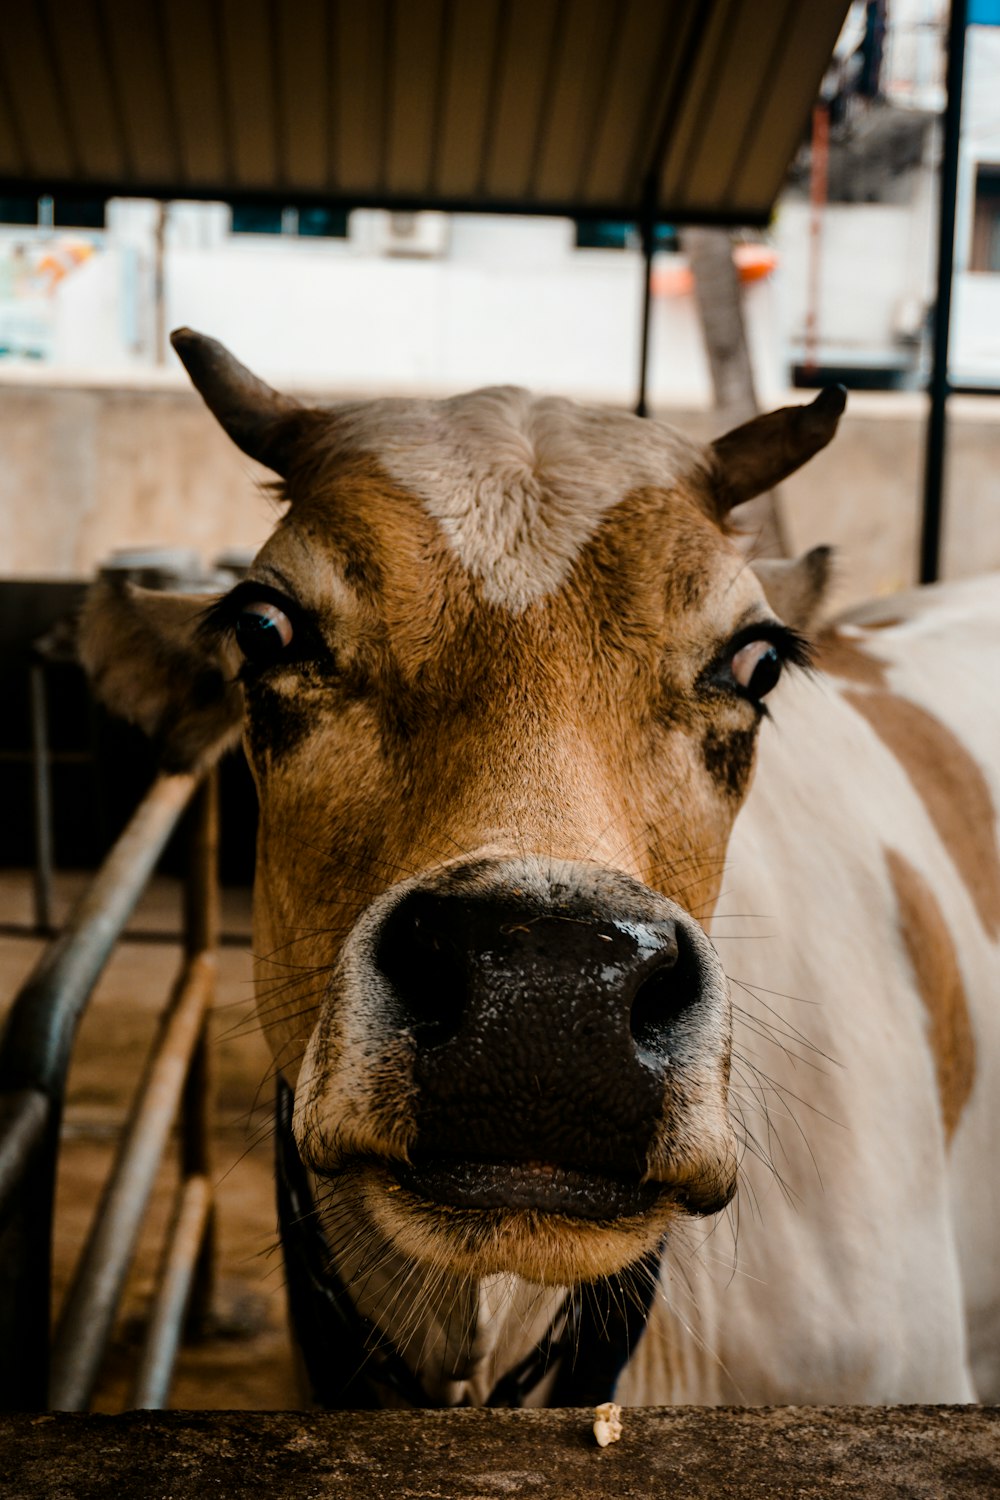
(183, 770, 219, 960)
(28, 660, 55, 934)
(131, 1174, 212, 1409)
(0, 1090, 52, 1410)
(919, 0, 968, 585)
(180, 771, 219, 1334)
(635, 214, 656, 418)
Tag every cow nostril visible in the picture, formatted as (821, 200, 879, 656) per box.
(375, 898, 467, 1046)
(629, 934, 698, 1066)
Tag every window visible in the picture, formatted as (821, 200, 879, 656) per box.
(0, 197, 37, 226)
(0, 195, 105, 229)
(574, 220, 679, 252)
(970, 166, 1000, 274)
(230, 202, 349, 239)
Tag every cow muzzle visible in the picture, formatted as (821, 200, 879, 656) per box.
(293, 856, 738, 1280)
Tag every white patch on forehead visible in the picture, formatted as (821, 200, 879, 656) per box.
(333, 387, 701, 611)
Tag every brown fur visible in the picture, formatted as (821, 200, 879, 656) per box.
(885, 848, 976, 1140)
(815, 630, 891, 689)
(845, 689, 1000, 939)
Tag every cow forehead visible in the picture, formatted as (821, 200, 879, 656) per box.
(304, 387, 710, 613)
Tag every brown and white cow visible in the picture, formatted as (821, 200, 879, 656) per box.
(82, 330, 1000, 1408)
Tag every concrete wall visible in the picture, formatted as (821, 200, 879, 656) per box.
(0, 373, 278, 580)
(1, 372, 998, 609)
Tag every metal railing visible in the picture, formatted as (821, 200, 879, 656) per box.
(0, 769, 219, 1411)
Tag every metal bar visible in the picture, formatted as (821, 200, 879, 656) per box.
(183, 773, 219, 961)
(0, 773, 198, 1098)
(180, 1027, 215, 1338)
(130, 1174, 212, 1410)
(919, 0, 968, 586)
(49, 953, 215, 1411)
(28, 662, 55, 934)
(635, 215, 655, 418)
(0, 1110, 57, 1411)
(0, 1091, 48, 1215)
(181, 774, 219, 1331)
(629, 7, 714, 421)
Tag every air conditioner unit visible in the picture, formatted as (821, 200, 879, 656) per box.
(372, 211, 449, 259)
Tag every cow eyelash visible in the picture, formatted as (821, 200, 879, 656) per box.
(702, 621, 813, 713)
(198, 583, 328, 670)
(727, 621, 812, 671)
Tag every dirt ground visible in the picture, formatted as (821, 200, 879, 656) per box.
(0, 872, 299, 1412)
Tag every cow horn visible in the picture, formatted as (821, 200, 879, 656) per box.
(170, 328, 305, 476)
(710, 386, 847, 512)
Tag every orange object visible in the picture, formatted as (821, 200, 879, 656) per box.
(36, 240, 94, 292)
(651, 243, 778, 298)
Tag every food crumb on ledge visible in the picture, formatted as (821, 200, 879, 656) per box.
(592, 1401, 623, 1447)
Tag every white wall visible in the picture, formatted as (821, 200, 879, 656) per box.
(161, 220, 783, 407)
(2, 206, 787, 408)
(774, 198, 934, 369)
(952, 274, 1000, 378)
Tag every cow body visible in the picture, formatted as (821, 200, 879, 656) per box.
(81, 334, 1000, 1407)
(625, 578, 1000, 1404)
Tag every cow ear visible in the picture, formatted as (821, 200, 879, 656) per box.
(79, 579, 244, 773)
(753, 546, 835, 632)
(171, 327, 309, 477)
(711, 388, 847, 512)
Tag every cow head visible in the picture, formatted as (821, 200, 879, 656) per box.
(82, 331, 842, 1289)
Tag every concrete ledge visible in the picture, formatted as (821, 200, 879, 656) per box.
(1, 1407, 997, 1499)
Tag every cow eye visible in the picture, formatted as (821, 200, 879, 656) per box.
(235, 601, 294, 664)
(730, 639, 782, 701)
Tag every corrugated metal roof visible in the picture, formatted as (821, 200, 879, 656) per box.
(0, 0, 850, 223)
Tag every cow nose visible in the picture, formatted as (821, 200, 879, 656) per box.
(373, 888, 705, 1173)
(375, 889, 693, 1051)
(374, 890, 471, 1046)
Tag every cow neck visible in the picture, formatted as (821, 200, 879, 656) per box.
(275, 1077, 663, 1409)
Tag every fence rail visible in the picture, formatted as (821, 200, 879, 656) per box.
(0, 770, 218, 1411)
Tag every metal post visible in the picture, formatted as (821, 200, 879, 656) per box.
(130, 1174, 212, 1408)
(919, 0, 968, 585)
(0, 1090, 53, 1411)
(28, 660, 55, 934)
(635, 212, 656, 418)
(180, 771, 219, 1333)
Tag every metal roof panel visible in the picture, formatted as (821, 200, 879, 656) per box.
(0, 0, 851, 222)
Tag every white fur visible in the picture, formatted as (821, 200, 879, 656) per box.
(619, 582, 1000, 1404)
(335, 388, 698, 610)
